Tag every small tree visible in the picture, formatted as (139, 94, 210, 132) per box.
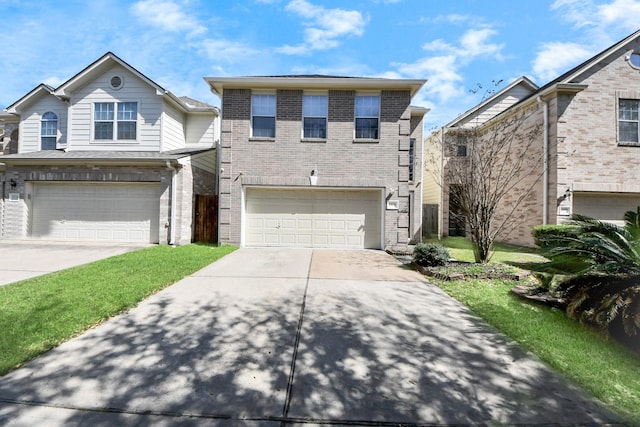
(426, 82, 544, 263)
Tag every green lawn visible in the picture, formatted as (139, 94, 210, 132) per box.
(0, 244, 237, 376)
(426, 236, 545, 264)
(426, 237, 640, 425)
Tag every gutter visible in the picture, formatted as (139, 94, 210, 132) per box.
(166, 160, 178, 246)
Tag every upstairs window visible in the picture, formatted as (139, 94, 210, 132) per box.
(41, 111, 58, 150)
(619, 99, 639, 143)
(303, 94, 327, 139)
(94, 102, 137, 140)
(252, 94, 276, 138)
(355, 95, 379, 139)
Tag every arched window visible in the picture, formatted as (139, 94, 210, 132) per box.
(41, 112, 58, 150)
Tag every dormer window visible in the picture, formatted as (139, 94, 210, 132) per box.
(94, 102, 137, 141)
(41, 111, 58, 150)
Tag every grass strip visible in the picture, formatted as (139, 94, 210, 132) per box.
(428, 237, 640, 424)
(0, 244, 237, 376)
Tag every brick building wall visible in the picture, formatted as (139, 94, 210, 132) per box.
(218, 87, 422, 248)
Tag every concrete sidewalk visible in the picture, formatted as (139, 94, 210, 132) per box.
(0, 241, 149, 286)
(0, 248, 621, 426)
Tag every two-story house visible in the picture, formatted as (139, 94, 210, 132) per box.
(424, 29, 640, 247)
(205, 76, 427, 250)
(0, 52, 219, 245)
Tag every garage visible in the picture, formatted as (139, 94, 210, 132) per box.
(245, 187, 382, 249)
(30, 182, 161, 243)
(573, 192, 640, 226)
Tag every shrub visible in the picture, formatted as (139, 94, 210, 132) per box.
(532, 224, 580, 250)
(413, 243, 450, 267)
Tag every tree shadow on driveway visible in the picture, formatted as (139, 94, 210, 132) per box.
(0, 268, 622, 425)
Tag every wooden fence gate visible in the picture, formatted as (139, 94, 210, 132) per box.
(194, 195, 218, 243)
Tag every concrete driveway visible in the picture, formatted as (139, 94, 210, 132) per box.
(0, 248, 620, 426)
(0, 241, 150, 286)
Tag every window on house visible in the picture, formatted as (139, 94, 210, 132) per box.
(619, 99, 640, 143)
(41, 111, 58, 150)
(303, 94, 327, 139)
(448, 134, 468, 156)
(409, 138, 415, 181)
(355, 95, 380, 139)
(252, 94, 276, 138)
(117, 102, 137, 140)
(629, 53, 640, 68)
(94, 102, 137, 140)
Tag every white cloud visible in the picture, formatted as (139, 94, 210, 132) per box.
(460, 28, 504, 60)
(551, 0, 597, 28)
(530, 0, 640, 84)
(422, 39, 455, 52)
(531, 41, 592, 82)
(597, 0, 640, 31)
(131, 0, 206, 36)
(278, 0, 366, 54)
(392, 55, 464, 103)
(198, 39, 260, 63)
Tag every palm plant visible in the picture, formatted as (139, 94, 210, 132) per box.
(541, 210, 640, 276)
(538, 208, 640, 347)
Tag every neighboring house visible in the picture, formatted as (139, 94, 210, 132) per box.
(0, 52, 219, 244)
(205, 76, 428, 250)
(424, 29, 640, 247)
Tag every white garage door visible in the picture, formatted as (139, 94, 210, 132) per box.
(245, 188, 382, 249)
(573, 192, 640, 226)
(31, 182, 160, 243)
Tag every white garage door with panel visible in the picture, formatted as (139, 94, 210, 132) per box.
(31, 182, 161, 243)
(573, 192, 640, 226)
(245, 187, 382, 249)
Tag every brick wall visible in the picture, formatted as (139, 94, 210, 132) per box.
(219, 87, 420, 248)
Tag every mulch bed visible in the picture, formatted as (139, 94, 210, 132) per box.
(414, 262, 530, 281)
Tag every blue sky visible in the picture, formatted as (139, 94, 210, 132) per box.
(1, 0, 639, 129)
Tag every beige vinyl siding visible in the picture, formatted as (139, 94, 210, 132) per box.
(18, 97, 68, 153)
(422, 135, 442, 205)
(68, 65, 161, 151)
(162, 102, 186, 151)
(190, 151, 216, 175)
(457, 85, 536, 128)
(185, 114, 216, 146)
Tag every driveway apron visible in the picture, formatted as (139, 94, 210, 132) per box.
(0, 248, 621, 426)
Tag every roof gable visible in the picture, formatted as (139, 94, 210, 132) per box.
(4, 52, 217, 117)
(6, 83, 56, 114)
(53, 52, 166, 98)
(536, 29, 640, 93)
(447, 76, 539, 128)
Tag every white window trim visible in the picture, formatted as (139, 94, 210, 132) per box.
(354, 92, 380, 141)
(616, 92, 640, 145)
(40, 111, 58, 150)
(302, 92, 328, 141)
(250, 92, 276, 140)
(91, 101, 140, 144)
(626, 50, 640, 70)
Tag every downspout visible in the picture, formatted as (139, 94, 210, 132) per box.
(538, 95, 550, 225)
(439, 126, 445, 238)
(166, 160, 177, 246)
